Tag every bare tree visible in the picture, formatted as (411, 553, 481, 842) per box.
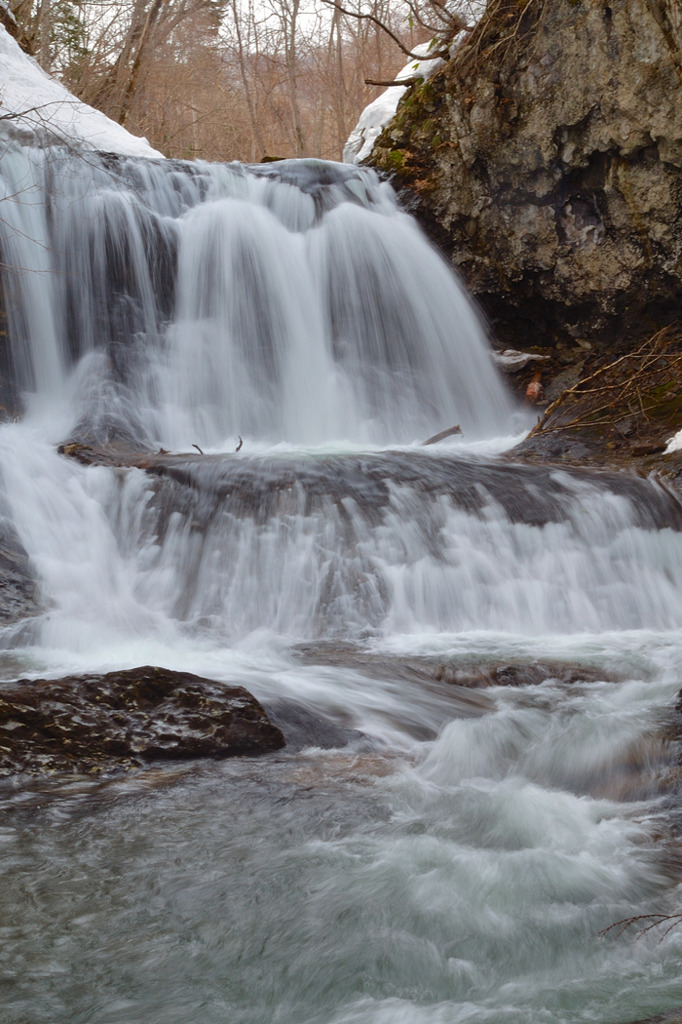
(6, 0, 457, 161)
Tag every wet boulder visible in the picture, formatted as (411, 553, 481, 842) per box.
(0, 665, 285, 776)
(264, 699, 369, 753)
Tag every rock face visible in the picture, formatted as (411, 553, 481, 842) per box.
(0, 666, 285, 775)
(370, 0, 682, 353)
(0, 516, 41, 625)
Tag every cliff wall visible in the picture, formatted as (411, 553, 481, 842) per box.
(370, 0, 682, 355)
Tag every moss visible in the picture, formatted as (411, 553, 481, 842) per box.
(416, 79, 435, 103)
(387, 149, 405, 169)
(647, 379, 676, 401)
(399, 90, 418, 113)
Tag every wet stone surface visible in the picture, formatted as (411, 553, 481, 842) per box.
(0, 517, 41, 625)
(627, 1013, 682, 1024)
(57, 441, 682, 533)
(0, 665, 285, 776)
(293, 641, 621, 690)
(263, 699, 369, 753)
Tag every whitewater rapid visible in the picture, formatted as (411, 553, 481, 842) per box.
(0, 143, 682, 1024)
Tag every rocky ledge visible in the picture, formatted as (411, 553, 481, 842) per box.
(509, 325, 682, 486)
(293, 641, 618, 689)
(0, 665, 285, 776)
(626, 1011, 682, 1024)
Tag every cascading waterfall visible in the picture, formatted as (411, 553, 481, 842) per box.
(0, 142, 515, 448)
(1, 139, 682, 1024)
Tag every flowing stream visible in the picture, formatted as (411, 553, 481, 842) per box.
(1, 142, 682, 1024)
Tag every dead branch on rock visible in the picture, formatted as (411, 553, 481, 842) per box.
(451, 0, 543, 75)
(364, 75, 424, 87)
(527, 327, 682, 442)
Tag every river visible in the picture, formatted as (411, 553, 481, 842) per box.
(0, 144, 681, 1024)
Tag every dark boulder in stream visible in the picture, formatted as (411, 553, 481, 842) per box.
(0, 666, 284, 776)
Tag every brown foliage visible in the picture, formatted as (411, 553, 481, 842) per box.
(10, 0, 440, 162)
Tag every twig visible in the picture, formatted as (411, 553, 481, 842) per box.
(364, 76, 423, 87)
(318, 0, 450, 62)
(529, 329, 678, 438)
(600, 913, 682, 944)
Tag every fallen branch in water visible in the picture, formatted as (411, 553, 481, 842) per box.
(423, 424, 462, 445)
(192, 443, 204, 455)
(600, 912, 682, 943)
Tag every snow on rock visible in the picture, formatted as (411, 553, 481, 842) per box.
(344, 2, 484, 164)
(0, 24, 163, 158)
(491, 350, 551, 370)
(664, 429, 682, 455)
(343, 41, 447, 165)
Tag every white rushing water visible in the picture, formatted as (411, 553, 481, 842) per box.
(0, 143, 514, 448)
(1, 141, 682, 1024)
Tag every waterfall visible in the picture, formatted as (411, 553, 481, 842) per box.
(0, 143, 515, 448)
(2, 140, 682, 1024)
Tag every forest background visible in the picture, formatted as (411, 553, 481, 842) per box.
(4, 0, 482, 162)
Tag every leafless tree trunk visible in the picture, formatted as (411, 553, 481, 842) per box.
(227, 0, 268, 159)
(116, 0, 165, 124)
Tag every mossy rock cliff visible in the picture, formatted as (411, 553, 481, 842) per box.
(371, 0, 682, 355)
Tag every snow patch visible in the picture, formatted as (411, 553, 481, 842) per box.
(664, 429, 682, 454)
(0, 24, 162, 158)
(492, 350, 551, 370)
(343, 40, 446, 165)
(343, 1, 485, 165)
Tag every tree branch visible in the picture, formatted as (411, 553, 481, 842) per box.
(364, 75, 423, 87)
(318, 0, 449, 62)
